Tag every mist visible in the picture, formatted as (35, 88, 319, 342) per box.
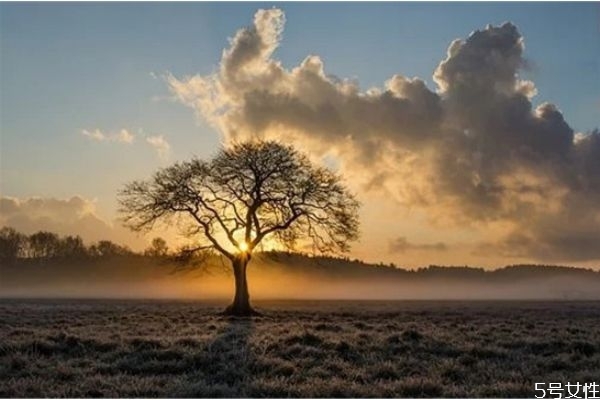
(2, 254, 598, 300)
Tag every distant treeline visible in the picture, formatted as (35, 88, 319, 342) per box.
(261, 251, 600, 279)
(0, 227, 168, 264)
(1, 227, 598, 279)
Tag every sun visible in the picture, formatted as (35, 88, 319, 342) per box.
(238, 241, 249, 253)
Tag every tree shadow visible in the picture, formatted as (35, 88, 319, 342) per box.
(193, 317, 255, 397)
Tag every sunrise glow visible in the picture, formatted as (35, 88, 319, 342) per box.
(238, 241, 249, 253)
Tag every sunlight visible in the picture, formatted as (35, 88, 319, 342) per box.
(238, 241, 249, 253)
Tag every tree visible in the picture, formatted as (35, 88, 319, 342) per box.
(57, 235, 88, 259)
(144, 237, 169, 257)
(89, 240, 131, 257)
(0, 227, 27, 264)
(29, 231, 60, 259)
(119, 140, 360, 315)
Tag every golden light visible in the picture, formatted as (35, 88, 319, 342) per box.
(238, 241, 249, 253)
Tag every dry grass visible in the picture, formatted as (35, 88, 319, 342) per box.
(0, 300, 598, 397)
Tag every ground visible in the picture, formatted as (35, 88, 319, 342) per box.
(0, 300, 598, 397)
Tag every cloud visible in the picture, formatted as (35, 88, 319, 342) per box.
(167, 9, 600, 262)
(81, 128, 135, 144)
(0, 196, 146, 249)
(82, 128, 171, 160)
(389, 237, 447, 254)
(82, 128, 107, 141)
(146, 135, 171, 160)
(117, 129, 135, 144)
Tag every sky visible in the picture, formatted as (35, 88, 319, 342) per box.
(1, 2, 599, 268)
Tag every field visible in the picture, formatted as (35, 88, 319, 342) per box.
(1, 300, 599, 398)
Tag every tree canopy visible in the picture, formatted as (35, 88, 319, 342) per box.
(119, 140, 360, 259)
(118, 140, 360, 315)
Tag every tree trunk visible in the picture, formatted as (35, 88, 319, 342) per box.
(223, 255, 258, 316)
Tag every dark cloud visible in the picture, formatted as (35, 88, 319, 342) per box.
(389, 237, 447, 254)
(168, 9, 600, 262)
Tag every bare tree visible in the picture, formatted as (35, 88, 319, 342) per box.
(57, 235, 88, 259)
(144, 237, 169, 257)
(0, 227, 27, 265)
(29, 231, 60, 260)
(89, 240, 132, 258)
(118, 140, 360, 315)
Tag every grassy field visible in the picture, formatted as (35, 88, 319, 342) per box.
(1, 300, 599, 397)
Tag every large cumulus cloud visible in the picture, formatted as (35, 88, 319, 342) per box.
(167, 9, 600, 262)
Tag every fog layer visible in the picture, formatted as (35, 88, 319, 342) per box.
(2, 254, 598, 300)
